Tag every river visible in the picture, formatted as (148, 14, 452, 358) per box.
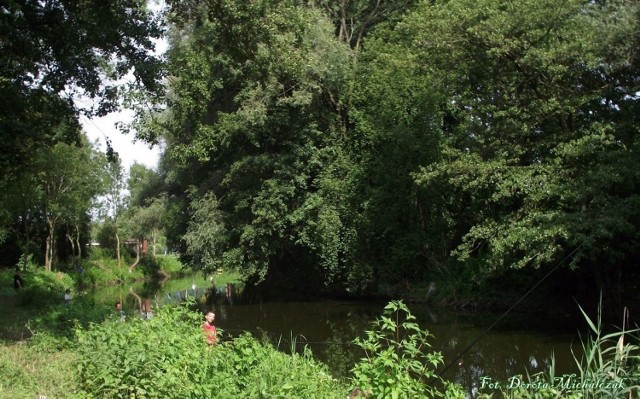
(89, 274, 584, 397)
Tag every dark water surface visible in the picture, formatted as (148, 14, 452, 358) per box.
(91, 275, 584, 396)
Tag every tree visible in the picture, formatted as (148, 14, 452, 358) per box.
(336, 16, 454, 289)
(124, 163, 167, 267)
(0, 0, 165, 267)
(126, 195, 167, 271)
(153, 0, 353, 289)
(0, 0, 164, 169)
(128, 163, 164, 209)
(37, 137, 105, 271)
(98, 146, 129, 268)
(406, 0, 640, 302)
(311, 0, 417, 52)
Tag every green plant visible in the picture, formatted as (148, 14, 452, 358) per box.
(18, 269, 73, 307)
(477, 301, 640, 399)
(350, 300, 464, 398)
(74, 303, 349, 398)
(224, 333, 347, 399)
(15, 253, 36, 272)
(570, 305, 640, 398)
(156, 254, 186, 274)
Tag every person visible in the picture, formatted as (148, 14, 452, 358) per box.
(115, 301, 126, 321)
(13, 269, 24, 291)
(141, 298, 153, 320)
(202, 311, 217, 345)
(64, 289, 71, 304)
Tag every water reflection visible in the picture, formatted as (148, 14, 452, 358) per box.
(89, 275, 581, 395)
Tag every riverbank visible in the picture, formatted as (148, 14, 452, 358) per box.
(2, 264, 638, 398)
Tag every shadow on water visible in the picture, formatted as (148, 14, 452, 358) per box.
(89, 274, 584, 396)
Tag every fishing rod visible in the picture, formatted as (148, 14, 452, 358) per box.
(433, 244, 583, 380)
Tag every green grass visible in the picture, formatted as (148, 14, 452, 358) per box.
(0, 334, 77, 399)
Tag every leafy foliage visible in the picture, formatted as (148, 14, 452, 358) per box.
(145, 0, 640, 304)
(75, 304, 349, 398)
(351, 301, 465, 398)
(570, 305, 640, 398)
(0, 0, 164, 114)
(0, 0, 165, 272)
(157, 0, 355, 288)
(403, 0, 640, 297)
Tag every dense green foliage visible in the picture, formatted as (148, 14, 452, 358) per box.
(351, 301, 464, 398)
(2, 0, 640, 315)
(0, 0, 165, 271)
(128, 0, 640, 312)
(410, 0, 640, 296)
(75, 304, 349, 399)
(157, 0, 354, 292)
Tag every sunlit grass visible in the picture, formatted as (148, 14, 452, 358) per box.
(0, 335, 77, 399)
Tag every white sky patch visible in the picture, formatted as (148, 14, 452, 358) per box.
(81, 111, 162, 171)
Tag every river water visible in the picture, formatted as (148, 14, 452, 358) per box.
(90, 274, 584, 397)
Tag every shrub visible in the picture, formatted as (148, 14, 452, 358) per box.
(18, 269, 73, 307)
(74, 304, 349, 398)
(350, 300, 465, 399)
(156, 254, 185, 274)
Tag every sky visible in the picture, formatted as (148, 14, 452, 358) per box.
(81, 111, 162, 171)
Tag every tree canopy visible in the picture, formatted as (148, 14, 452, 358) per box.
(144, 0, 640, 305)
(0, 0, 165, 269)
(3, 0, 639, 309)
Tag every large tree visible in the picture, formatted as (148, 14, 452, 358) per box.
(154, 0, 353, 290)
(38, 137, 106, 271)
(406, 0, 640, 303)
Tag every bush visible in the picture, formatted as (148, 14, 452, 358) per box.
(18, 269, 73, 307)
(74, 304, 349, 398)
(156, 254, 185, 274)
(350, 300, 465, 399)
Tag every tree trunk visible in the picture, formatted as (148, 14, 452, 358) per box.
(152, 229, 157, 257)
(45, 234, 52, 272)
(128, 238, 141, 272)
(75, 223, 82, 259)
(115, 225, 121, 268)
(45, 217, 56, 272)
(67, 229, 76, 258)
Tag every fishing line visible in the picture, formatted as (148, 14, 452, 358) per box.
(434, 244, 583, 379)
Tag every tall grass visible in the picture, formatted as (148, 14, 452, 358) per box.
(569, 304, 640, 398)
(477, 302, 640, 399)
